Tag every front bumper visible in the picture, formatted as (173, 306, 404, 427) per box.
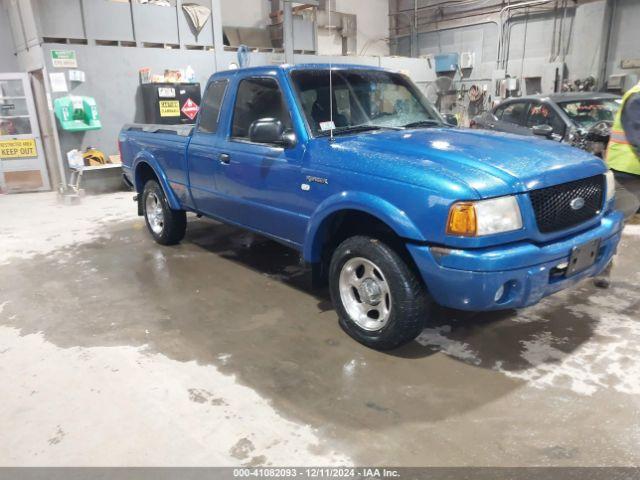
(407, 211, 624, 311)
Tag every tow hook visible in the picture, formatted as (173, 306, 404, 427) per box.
(550, 261, 569, 278)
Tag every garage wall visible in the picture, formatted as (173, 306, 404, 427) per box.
(1, 0, 434, 191)
(394, 2, 601, 85)
(220, 0, 270, 28)
(317, 0, 390, 57)
(221, 0, 390, 56)
(44, 44, 431, 161)
(0, 3, 18, 72)
(607, 0, 640, 78)
(342, 0, 390, 56)
(3, 0, 44, 73)
(391, 0, 640, 92)
(41, 44, 217, 160)
(30, 0, 215, 47)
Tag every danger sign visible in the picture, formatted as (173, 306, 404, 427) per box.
(159, 100, 180, 117)
(0, 139, 37, 159)
(181, 98, 199, 120)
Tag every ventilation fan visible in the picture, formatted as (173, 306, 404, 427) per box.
(425, 83, 439, 104)
(425, 76, 454, 104)
(435, 76, 454, 93)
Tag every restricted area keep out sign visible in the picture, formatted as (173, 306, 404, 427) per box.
(159, 100, 180, 117)
(0, 139, 38, 159)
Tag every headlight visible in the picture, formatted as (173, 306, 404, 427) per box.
(447, 196, 523, 236)
(605, 170, 616, 204)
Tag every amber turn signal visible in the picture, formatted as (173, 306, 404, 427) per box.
(447, 202, 477, 236)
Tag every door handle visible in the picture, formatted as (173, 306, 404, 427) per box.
(219, 153, 230, 164)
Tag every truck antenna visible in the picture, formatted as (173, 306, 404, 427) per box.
(329, 5, 334, 141)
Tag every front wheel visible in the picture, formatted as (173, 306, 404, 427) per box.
(142, 180, 186, 245)
(329, 236, 431, 350)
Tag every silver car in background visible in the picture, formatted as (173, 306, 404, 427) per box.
(471, 92, 622, 157)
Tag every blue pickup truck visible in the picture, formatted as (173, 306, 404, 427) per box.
(120, 64, 623, 350)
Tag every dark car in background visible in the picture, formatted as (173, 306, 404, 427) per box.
(471, 92, 622, 157)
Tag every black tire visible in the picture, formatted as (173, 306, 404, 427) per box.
(142, 180, 187, 245)
(329, 235, 431, 351)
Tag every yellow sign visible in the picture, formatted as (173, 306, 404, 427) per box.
(159, 100, 180, 117)
(0, 139, 38, 159)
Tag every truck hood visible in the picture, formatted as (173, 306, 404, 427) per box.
(320, 127, 607, 198)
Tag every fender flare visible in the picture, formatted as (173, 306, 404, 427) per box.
(302, 191, 426, 262)
(132, 153, 181, 210)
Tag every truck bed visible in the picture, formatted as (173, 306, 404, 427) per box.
(121, 123, 194, 137)
(119, 123, 194, 208)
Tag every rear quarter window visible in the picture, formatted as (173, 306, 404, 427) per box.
(198, 80, 228, 134)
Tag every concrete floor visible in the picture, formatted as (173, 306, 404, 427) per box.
(1, 191, 639, 466)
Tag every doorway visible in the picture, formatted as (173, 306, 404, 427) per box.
(0, 73, 50, 193)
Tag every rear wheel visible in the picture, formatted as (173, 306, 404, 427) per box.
(142, 180, 186, 245)
(329, 235, 431, 350)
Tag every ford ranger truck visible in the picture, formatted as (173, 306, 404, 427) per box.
(119, 64, 623, 351)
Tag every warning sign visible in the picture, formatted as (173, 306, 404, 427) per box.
(0, 139, 38, 159)
(181, 98, 199, 120)
(159, 100, 180, 117)
(50, 50, 78, 68)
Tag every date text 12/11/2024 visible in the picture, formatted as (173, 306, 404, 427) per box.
(233, 468, 400, 478)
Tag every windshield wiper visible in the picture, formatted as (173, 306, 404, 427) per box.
(317, 124, 396, 137)
(402, 120, 443, 129)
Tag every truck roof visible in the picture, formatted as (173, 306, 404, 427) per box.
(512, 91, 621, 103)
(209, 63, 389, 81)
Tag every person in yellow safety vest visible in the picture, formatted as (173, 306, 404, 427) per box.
(593, 82, 640, 289)
(607, 81, 640, 219)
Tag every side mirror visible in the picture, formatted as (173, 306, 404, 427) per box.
(249, 118, 283, 144)
(281, 131, 297, 148)
(532, 124, 554, 137)
(248, 118, 296, 147)
(441, 113, 458, 126)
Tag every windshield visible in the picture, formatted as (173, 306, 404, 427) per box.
(557, 98, 621, 129)
(290, 69, 442, 136)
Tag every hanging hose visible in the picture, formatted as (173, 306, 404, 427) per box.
(237, 45, 250, 68)
(468, 84, 483, 103)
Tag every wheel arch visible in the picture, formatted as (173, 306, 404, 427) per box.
(303, 192, 426, 263)
(133, 154, 181, 210)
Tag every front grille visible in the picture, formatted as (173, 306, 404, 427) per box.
(529, 175, 604, 234)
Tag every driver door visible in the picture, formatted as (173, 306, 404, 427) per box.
(525, 101, 566, 141)
(214, 75, 307, 246)
(493, 101, 531, 136)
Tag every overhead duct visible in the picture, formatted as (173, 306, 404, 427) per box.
(316, 0, 357, 55)
(223, 26, 273, 49)
(267, 0, 354, 56)
(268, 1, 318, 55)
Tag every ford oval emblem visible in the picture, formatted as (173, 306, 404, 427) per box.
(570, 197, 585, 210)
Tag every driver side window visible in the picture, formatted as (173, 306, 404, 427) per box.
(526, 102, 565, 137)
(496, 102, 528, 125)
(231, 77, 292, 142)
